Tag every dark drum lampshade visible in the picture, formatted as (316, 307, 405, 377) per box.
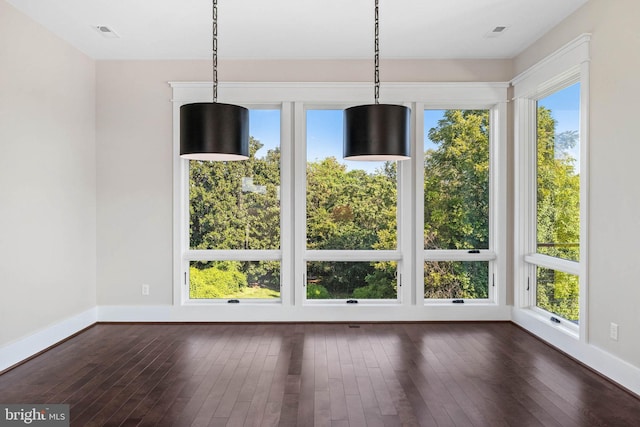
(180, 102, 249, 161)
(344, 104, 410, 161)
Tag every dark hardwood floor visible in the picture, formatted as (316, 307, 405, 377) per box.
(0, 322, 638, 426)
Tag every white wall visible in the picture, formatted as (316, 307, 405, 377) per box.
(0, 1, 96, 347)
(515, 0, 640, 367)
(96, 61, 177, 306)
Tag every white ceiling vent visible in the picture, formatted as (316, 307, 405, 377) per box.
(95, 25, 120, 39)
(484, 26, 509, 38)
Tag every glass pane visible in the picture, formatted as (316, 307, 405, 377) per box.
(536, 267, 579, 323)
(424, 261, 488, 299)
(423, 110, 490, 250)
(306, 261, 397, 300)
(536, 84, 580, 261)
(189, 110, 281, 250)
(189, 261, 280, 299)
(306, 110, 397, 250)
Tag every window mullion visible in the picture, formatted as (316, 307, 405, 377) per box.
(424, 250, 496, 262)
(414, 102, 425, 306)
(293, 101, 307, 307)
(185, 250, 282, 262)
(280, 101, 294, 307)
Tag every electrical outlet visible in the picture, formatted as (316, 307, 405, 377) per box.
(610, 322, 618, 341)
(142, 283, 150, 296)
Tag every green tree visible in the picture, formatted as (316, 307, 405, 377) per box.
(189, 261, 246, 298)
(190, 137, 280, 251)
(423, 110, 490, 298)
(189, 137, 281, 297)
(536, 108, 580, 261)
(305, 158, 398, 298)
(425, 110, 489, 250)
(306, 157, 396, 251)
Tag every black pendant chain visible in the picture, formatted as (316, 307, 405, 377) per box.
(212, 0, 218, 103)
(374, 0, 380, 104)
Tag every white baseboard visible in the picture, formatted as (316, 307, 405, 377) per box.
(98, 305, 173, 322)
(512, 307, 640, 397)
(0, 307, 97, 372)
(97, 304, 512, 323)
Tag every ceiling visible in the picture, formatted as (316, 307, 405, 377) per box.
(6, 0, 588, 60)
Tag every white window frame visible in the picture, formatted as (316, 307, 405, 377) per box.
(418, 104, 506, 306)
(170, 82, 509, 321)
(513, 34, 590, 339)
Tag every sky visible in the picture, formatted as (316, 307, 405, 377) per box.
(538, 82, 581, 134)
(306, 110, 386, 173)
(249, 109, 280, 156)
(250, 83, 580, 172)
(538, 82, 581, 170)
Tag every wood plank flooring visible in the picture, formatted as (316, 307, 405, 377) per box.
(0, 322, 638, 426)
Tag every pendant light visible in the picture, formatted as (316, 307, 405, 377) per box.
(344, 0, 410, 161)
(180, 0, 249, 161)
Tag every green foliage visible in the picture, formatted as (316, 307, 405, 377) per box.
(423, 110, 490, 298)
(536, 268, 579, 322)
(536, 107, 580, 262)
(190, 137, 281, 251)
(353, 262, 397, 299)
(244, 260, 280, 291)
(232, 286, 280, 299)
(306, 283, 330, 299)
(189, 262, 247, 299)
(306, 261, 374, 298)
(306, 157, 397, 251)
(424, 110, 489, 251)
(424, 261, 488, 299)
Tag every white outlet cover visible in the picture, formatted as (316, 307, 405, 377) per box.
(610, 323, 619, 341)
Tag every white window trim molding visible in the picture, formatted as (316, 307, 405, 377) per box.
(513, 33, 590, 341)
(512, 34, 591, 98)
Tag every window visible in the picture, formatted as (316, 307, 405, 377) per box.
(172, 82, 508, 320)
(189, 261, 280, 299)
(303, 109, 402, 301)
(422, 109, 497, 302)
(184, 109, 283, 301)
(424, 261, 489, 299)
(513, 34, 589, 333)
(536, 266, 579, 323)
(535, 84, 581, 321)
(306, 261, 398, 300)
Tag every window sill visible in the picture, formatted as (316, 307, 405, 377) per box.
(182, 299, 283, 306)
(515, 307, 580, 340)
